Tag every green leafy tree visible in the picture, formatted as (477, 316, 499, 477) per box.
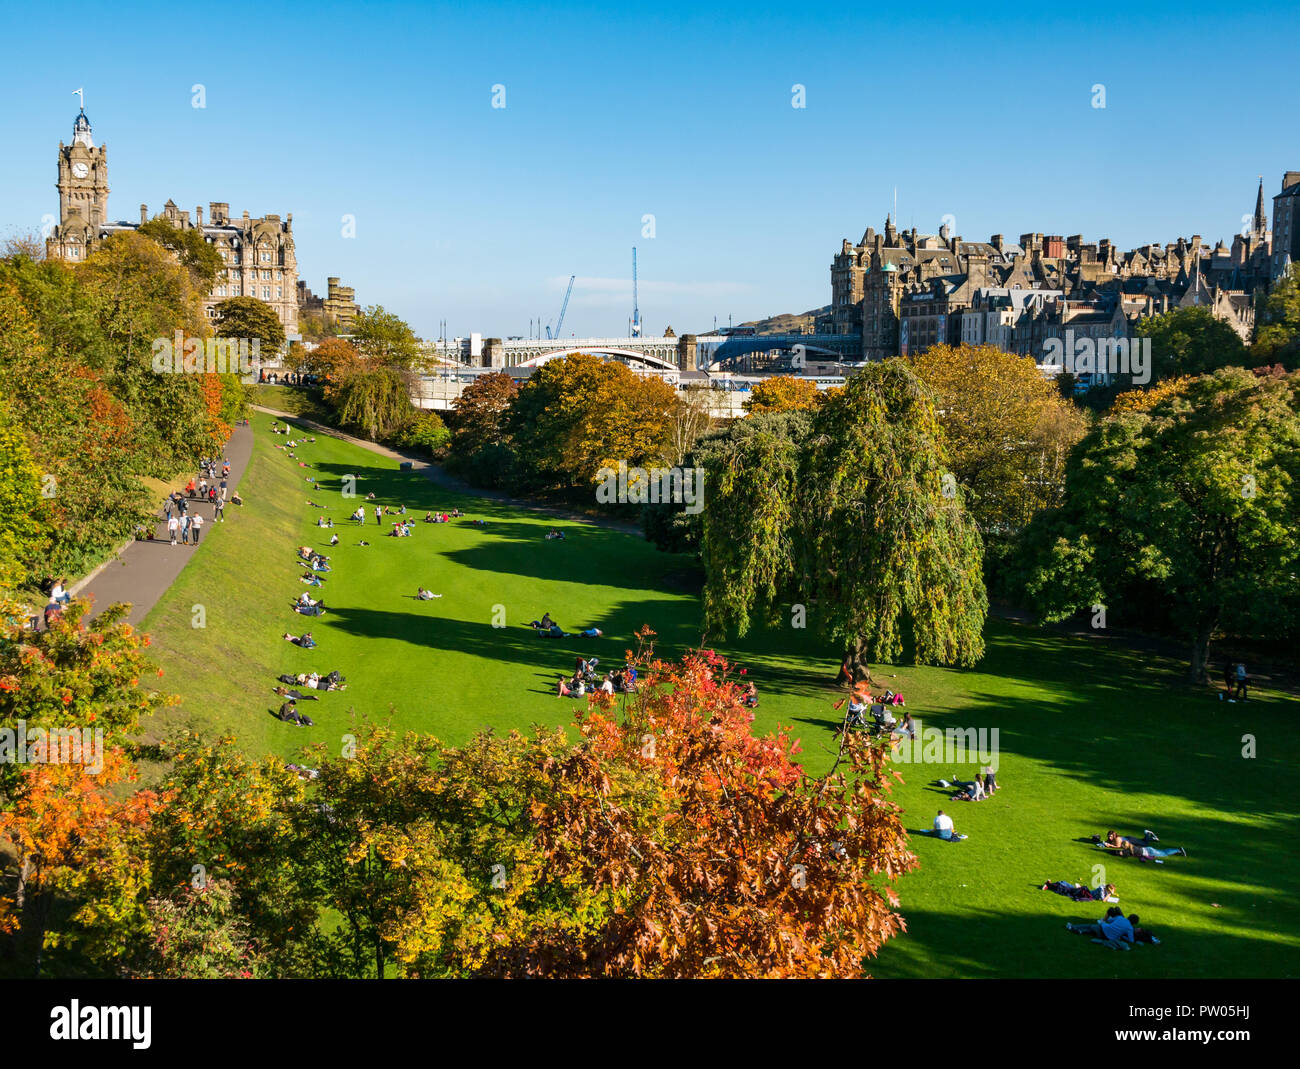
(352, 305, 420, 370)
(136, 879, 260, 978)
(1253, 264, 1300, 368)
(214, 296, 286, 356)
(1139, 306, 1248, 383)
(507, 353, 677, 494)
(910, 343, 1087, 536)
(701, 361, 986, 680)
(1020, 368, 1300, 680)
(148, 734, 323, 977)
(137, 218, 224, 291)
(328, 365, 417, 441)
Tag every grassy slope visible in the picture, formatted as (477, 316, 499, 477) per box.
(141, 410, 1300, 979)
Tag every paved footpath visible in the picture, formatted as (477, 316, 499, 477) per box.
(73, 421, 255, 626)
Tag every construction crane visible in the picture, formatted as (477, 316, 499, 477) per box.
(545, 275, 576, 340)
(631, 247, 642, 337)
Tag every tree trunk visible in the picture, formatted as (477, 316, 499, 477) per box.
(840, 637, 874, 687)
(1189, 619, 1215, 684)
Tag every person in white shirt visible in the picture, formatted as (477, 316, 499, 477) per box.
(933, 810, 960, 840)
(50, 580, 70, 605)
(599, 673, 615, 695)
(167, 515, 179, 545)
(191, 514, 204, 544)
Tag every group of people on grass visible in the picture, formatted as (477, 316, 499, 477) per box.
(556, 655, 638, 698)
(278, 423, 459, 728)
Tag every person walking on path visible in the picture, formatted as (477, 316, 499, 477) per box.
(219, 478, 228, 501)
(167, 514, 179, 546)
(180, 513, 191, 545)
(215, 497, 226, 523)
(191, 513, 204, 544)
(1234, 662, 1249, 701)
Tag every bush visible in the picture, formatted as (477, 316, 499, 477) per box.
(392, 411, 450, 458)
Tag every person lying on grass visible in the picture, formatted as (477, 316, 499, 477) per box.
(1097, 830, 1187, 860)
(282, 632, 317, 648)
(279, 670, 346, 691)
(1042, 880, 1118, 903)
(301, 574, 324, 586)
(295, 603, 326, 617)
(1066, 908, 1132, 945)
(274, 686, 320, 702)
(416, 587, 442, 600)
(1066, 910, 1158, 948)
(940, 772, 987, 801)
(545, 529, 566, 540)
(297, 592, 322, 608)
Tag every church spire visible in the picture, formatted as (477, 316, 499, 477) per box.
(1253, 176, 1267, 236)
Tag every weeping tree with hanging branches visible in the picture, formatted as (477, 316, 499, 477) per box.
(700, 360, 987, 683)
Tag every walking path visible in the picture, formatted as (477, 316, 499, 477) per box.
(74, 422, 255, 626)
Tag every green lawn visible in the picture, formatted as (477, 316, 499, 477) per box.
(140, 409, 1300, 978)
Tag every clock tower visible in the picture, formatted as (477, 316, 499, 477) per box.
(48, 107, 109, 261)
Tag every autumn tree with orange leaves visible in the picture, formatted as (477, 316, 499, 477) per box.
(462, 633, 917, 978)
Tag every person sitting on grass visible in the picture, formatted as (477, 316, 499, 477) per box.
(529, 613, 556, 631)
(932, 810, 967, 841)
(424, 511, 435, 523)
(893, 711, 916, 740)
(416, 587, 442, 600)
(1042, 880, 1118, 903)
(741, 682, 759, 708)
(329, 533, 340, 546)
(277, 699, 314, 727)
(545, 529, 566, 540)
(297, 592, 322, 608)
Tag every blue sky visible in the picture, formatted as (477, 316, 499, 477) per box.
(2, 0, 1297, 339)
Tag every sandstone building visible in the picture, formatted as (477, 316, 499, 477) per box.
(46, 107, 299, 336)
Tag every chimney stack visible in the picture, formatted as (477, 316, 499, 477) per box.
(139, 204, 148, 225)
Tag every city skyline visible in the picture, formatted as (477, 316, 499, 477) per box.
(1, 0, 1298, 339)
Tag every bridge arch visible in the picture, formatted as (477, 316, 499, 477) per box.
(515, 347, 681, 374)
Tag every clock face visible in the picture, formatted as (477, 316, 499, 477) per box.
(72, 162, 89, 178)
